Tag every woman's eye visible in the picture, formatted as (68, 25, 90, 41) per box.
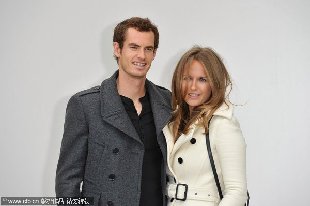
(183, 76, 191, 81)
(199, 77, 208, 82)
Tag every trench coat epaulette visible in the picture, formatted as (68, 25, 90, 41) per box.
(76, 85, 101, 97)
(154, 84, 171, 95)
(156, 85, 169, 91)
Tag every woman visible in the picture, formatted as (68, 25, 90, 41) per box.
(163, 46, 247, 206)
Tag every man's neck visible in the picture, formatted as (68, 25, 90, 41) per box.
(116, 71, 146, 102)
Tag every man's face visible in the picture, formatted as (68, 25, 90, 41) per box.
(113, 28, 156, 79)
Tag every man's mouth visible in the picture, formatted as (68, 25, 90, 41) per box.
(133, 62, 147, 67)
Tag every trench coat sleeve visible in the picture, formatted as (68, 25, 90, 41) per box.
(214, 116, 247, 206)
(55, 95, 88, 197)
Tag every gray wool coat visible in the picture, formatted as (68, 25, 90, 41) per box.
(55, 71, 172, 206)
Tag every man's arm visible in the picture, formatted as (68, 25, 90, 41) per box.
(55, 94, 88, 196)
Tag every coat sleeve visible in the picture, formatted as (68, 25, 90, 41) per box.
(55, 94, 88, 197)
(214, 116, 247, 206)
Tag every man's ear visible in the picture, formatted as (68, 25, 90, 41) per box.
(113, 42, 121, 57)
(153, 49, 157, 60)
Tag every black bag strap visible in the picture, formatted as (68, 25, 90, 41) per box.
(205, 132, 224, 199)
(205, 132, 250, 205)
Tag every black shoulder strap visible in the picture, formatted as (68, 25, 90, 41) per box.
(205, 132, 224, 199)
(206, 126, 250, 205)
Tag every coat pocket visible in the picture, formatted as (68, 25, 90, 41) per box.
(84, 139, 106, 178)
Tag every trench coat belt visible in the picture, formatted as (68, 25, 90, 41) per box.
(166, 183, 220, 202)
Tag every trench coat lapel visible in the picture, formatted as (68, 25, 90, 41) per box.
(100, 72, 141, 143)
(172, 125, 196, 154)
(164, 123, 197, 156)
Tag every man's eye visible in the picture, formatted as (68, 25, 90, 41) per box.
(145, 48, 154, 52)
(130, 46, 138, 50)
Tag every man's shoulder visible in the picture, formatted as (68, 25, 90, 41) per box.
(155, 85, 169, 92)
(73, 85, 101, 98)
(67, 85, 101, 109)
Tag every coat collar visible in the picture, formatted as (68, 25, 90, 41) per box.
(163, 101, 234, 154)
(100, 71, 172, 142)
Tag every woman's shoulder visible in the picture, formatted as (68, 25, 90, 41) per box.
(213, 101, 234, 119)
(210, 102, 245, 145)
(210, 101, 241, 130)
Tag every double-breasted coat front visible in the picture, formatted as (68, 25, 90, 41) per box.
(163, 103, 247, 206)
(56, 71, 172, 206)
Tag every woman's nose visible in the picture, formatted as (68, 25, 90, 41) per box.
(190, 80, 197, 90)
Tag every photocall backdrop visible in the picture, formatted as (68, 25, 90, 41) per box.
(1, 0, 309, 205)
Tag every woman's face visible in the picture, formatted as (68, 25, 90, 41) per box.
(181, 60, 212, 112)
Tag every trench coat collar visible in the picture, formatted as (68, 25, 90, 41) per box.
(100, 70, 172, 142)
(163, 101, 234, 154)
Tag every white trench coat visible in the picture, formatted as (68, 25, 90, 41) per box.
(163, 103, 247, 206)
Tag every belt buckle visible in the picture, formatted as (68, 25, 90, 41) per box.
(175, 183, 188, 201)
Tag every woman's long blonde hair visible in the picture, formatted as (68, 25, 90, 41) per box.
(170, 46, 232, 141)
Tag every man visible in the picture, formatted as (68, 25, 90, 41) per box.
(55, 17, 172, 206)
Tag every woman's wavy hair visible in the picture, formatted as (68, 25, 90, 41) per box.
(170, 46, 232, 140)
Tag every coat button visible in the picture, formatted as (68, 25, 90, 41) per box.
(108, 174, 115, 181)
(112, 148, 119, 154)
(178, 157, 183, 164)
(190, 138, 196, 144)
(107, 201, 114, 206)
(166, 175, 169, 183)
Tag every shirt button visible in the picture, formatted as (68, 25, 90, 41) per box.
(107, 201, 114, 206)
(190, 138, 196, 144)
(112, 148, 119, 154)
(108, 174, 116, 181)
(178, 157, 183, 164)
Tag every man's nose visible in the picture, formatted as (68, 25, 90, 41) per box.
(137, 48, 146, 59)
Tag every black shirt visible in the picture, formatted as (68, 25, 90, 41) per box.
(120, 93, 163, 206)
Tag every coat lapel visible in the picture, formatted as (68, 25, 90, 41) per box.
(172, 126, 195, 154)
(100, 72, 141, 143)
(164, 123, 197, 156)
(146, 80, 172, 137)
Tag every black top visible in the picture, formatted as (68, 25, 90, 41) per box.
(120, 93, 163, 206)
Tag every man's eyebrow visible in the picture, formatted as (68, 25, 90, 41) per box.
(127, 43, 154, 49)
(128, 43, 140, 47)
(145, 46, 154, 49)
